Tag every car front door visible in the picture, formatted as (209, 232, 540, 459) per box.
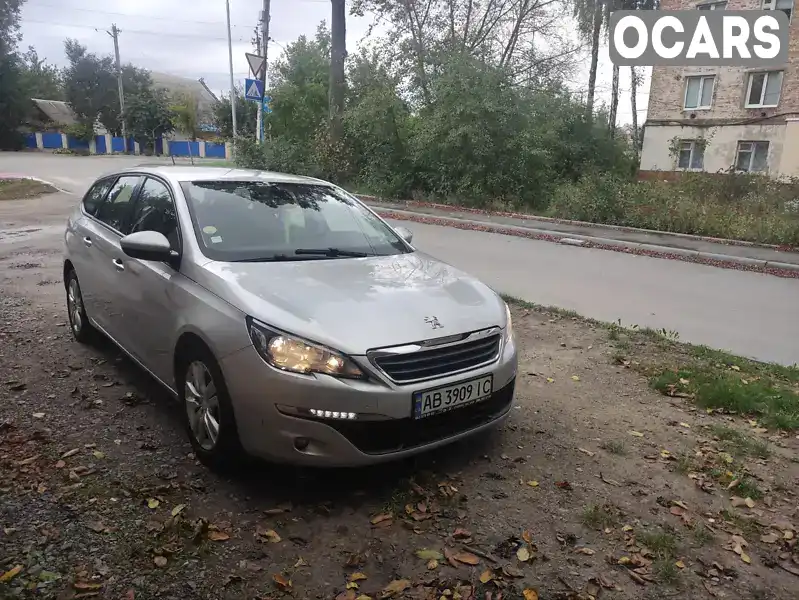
(80, 175, 142, 342)
(117, 176, 183, 384)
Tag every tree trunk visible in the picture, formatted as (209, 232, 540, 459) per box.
(585, 0, 604, 116)
(609, 62, 619, 137)
(329, 0, 347, 145)
(630, 65, 640, 162)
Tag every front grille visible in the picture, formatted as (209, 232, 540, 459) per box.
(372, 332, 501, 383)
(325, 379, 515, 455)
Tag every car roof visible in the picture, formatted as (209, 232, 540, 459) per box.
(112, 165, 334, 186)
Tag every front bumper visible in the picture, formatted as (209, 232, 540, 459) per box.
(220, 333, 518, 467)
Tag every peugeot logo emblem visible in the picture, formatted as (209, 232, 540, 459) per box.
(424, 316, 444, 330)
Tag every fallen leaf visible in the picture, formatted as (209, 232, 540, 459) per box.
(740, 552, 751, 564)
(675, 560, 686, 569)
(731, 496, 747, 508)
(294, 557, 307, 568)
(335, 591, 356, 600)
(273, 573, 292, 590)
(503, 565, 524, 578)
(517, 546, 531, 562)
(522, 530, 533, 543)
(453, 551, 480, 565)
(381, 579, 410, 598)
(92, 450, 105, 459)
(629, 431, 644, 437)
(555, 480, 573, 490)
(32, 412, 45, 419)
(571, 375, 580, 382)
(61, 448, 80, 459)
(346, 582, 359, 590)
(453, 528, 472, 539)
(371, 513, 394, 525)
(154, 556, 167, 568)
(86, 521, 106, 533)
(479, 569, 494, 584)
(55, 460, 66, 468)
(426, 559, 438, 570)
(0, 565, 23, 582)
(679, 378, 690, 385)
(546, 377, 554, 383)
(745, 498, 755, 509)
(526, 480, 539, 487)
(761, 532, 780, 544)
(622, 525, 634, 532)
(73, 581, 103, 591)
(575, 547, 595, 555)
(415, 549, 443, 561)
(679, 422, 691, 428)
(256, 527, 281, 543)
(350, 573, 368, 582)
(578, 447, 595, 457)
(523, 590, 539, 600)
(171, 504, 186, 517)
(207, 530, 230, 541)
(146, 498, 160, 509)
(730, 365, 741, 371)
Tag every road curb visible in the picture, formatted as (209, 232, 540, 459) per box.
(369, 205, 799, 278)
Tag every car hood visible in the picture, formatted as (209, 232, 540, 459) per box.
(200, 252, 506, 355)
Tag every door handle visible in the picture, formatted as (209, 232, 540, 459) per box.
(112, 258, 125, 272)
(83, 236, 93, 247)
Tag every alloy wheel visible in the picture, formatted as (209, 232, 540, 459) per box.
(67, 277, 83, 335)
(184, 360, 221, 451)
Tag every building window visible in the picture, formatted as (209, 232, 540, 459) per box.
(735, 141, 769, 172)
(697, 1, 727, 9)
(684, 75, 715, 109)
(746, 71, 783, 108)
(677, 140, 705, 169)
(761, 0, 793, 20)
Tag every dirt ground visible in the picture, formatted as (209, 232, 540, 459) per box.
(1, 193, 798, 600)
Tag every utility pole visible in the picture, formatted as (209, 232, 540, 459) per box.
(107, 24, 126, 139)
(258, 0, 270, 143)
(330, 0, 347, 145)
(225, 0, 238, 139)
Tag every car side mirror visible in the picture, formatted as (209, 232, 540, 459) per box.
(394, 226, 413, 244)
(120, 231, 175, 263)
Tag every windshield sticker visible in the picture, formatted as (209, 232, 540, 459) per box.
(210, 236, 223, 244)
(202, 226, 218, 235)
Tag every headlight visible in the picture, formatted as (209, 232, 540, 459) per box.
(504, 303, 514, 343)
(247, 318, 366, 379)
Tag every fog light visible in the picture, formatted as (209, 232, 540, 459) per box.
(309, 409, 357, 420)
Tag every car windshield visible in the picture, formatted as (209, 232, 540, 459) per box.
(180, 180, 410, 262)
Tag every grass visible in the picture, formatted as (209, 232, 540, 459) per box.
(654, 559, 680, 585)
(0, 178, 57, 201)
(675, 455, 693, 475)
(710, 425, 771, 459)
(581, 503, 619, 530)
(637, 529, 677, 560)
(720, 509, 761, 536)
(601, 440, 627, 455)
(690, 525, 714, 547)
(732, 476, 763, 500)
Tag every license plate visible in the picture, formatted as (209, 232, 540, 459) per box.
(412, 374, 494, 420)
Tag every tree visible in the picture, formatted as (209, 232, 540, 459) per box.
(329, 0, 347, 145)
(571, 0, 607, 116)
(213, 87, 258, 139)
(170, 92, 199, 140)
(0, 0, 26, 149)
(19, 46, 63, 101)
(123, 88, 174, 154)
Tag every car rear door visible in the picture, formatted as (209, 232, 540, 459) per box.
(79, 175, 143, 341)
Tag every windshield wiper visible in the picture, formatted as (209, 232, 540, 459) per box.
(234, 254, 303, 262)
(294, 248, 369, 258)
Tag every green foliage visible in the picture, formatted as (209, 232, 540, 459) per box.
(549, 172, 799, 245)
(213, 87, 259, 139)
(232, 136, 268, 170)
(170, 92, 199, 140)
(18, 46, 62, 101)
(0, 0, 25, 150)
(123, 89, 174, 154)
(64, 122, 94, 143)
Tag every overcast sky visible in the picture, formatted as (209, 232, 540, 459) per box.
(18, 0, 649, 124)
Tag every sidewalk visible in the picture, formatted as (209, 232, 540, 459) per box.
(359, 197, 799, 273)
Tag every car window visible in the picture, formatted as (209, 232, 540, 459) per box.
(180, 180, 410, 262)
(94, 176, 141, 233)
(82, 178, 114, 216)
(129, 178, 180, 249)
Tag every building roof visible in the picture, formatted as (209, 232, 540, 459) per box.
(149, 72, 218, 119)
(31, 98, 78, 126)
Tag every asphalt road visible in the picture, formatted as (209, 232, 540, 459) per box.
(2, 152, 798, 366)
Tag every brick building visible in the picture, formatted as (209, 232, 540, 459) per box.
(639, 0, 799, 177)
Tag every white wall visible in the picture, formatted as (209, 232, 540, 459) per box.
(640, 123, 790, 175)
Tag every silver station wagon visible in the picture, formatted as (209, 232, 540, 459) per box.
(63, 166, 518, 470)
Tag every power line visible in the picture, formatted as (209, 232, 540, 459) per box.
(25, 1, 254, 29)
(21, 18, 250, 42)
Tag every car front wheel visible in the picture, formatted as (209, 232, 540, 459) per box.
(179, 346, 243, 472)
(65, 269, 94, 343)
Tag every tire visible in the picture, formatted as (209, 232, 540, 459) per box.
(178, 344, 244, 472)
(65, 268, 94, 344)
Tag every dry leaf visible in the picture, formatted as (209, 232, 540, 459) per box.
(761, 532, 780, 544)
(153, 556, 167, 567)
(546, 377, 554, 383)
(452, 551, 480, 565)
(675, 560, 686, 569)
(92, 450, 105, 459)
(256, 527, 281, 543)
(622, 525, 633, 532)
(629, 431, 644, 437)
(273, 574, 292, 590)
(415, 549, 443, 561)
(526, 480, 539, 487)
(679, 422, 691, 428)
(571, 375, 580, 382)
(555, 480, 573, 490)
(61, 448, 80, 459)
(207, 530, 230, 542)
(171, 504, 186, 517)
(516, 546, 531, 562)
(346, 582, 359, 590)
(575, 547, 595, 555)
(73, 582, 103, 591)
(522, 530, 533, 543)
(578, 448, 595, 457)
(0, 565, 23, 583)
(370, 513, 392, 527)
(523, 590, 539, 600)
(453, 528, 472, 539)
(740, 552, 751, 564)
(745, 498, 755, 508)
(350, 573, 368, 582)
(426, 559, 438, 570)
(146, 498, 160, 509)
(479, 570, 494, 584)
(381, 579, 410, 598)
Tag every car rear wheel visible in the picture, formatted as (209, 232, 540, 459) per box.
(179, 346, 243, 472)
(65, 269, 94, 343)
